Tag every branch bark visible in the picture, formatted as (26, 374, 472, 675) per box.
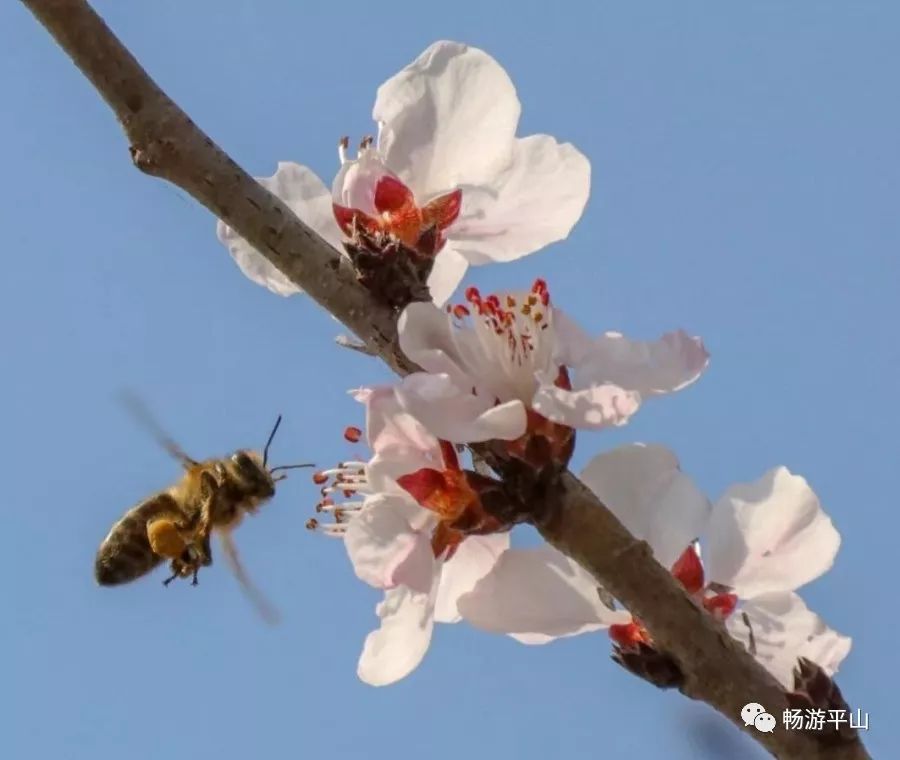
(20, 2, 869, 758)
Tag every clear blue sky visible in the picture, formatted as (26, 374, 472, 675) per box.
(2, 2, 896, 758)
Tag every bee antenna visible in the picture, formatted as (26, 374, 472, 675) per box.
(262, 414, 283, 468)
(269, 463, 315, 474)
(118, 390, 197, 469)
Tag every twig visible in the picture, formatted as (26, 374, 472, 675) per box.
(20, 2, 869, 757)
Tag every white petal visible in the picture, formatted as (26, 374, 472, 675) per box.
(449, 136, 591, 264)
(458, 545, 630, 642)
(580, 444, 711, 568)
(357, 570, 442, 686)
(427, 246, 469, 307)
(706, 467, 841, 597)
(532, 373, 642, 430)
(343, 494, 436, 592)
(552, 308, 597, 368)
(216, 162, 343, 295)
(728, 592, 852, 689)
(398, 302, 474, 387)
(396, 373, 527, 443)
(582, 330, 710, 395)
(434, 533, 510, 624)
(374, 41, 520, 198)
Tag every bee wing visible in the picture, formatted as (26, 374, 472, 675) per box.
(217, 529, 281, 626)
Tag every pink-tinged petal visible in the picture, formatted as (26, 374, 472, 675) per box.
(357, 571, 442, 686)
(355, 385, 440, 459)
(427, 246, 468, 307)
(458, 545, 630, 642)
(374, 41, 520, 197)
(434, 533, 510, 624)
(532, 373, 641, 430)
(396, 372, 527, 443)
(449, 135, 591, 264)
(344, 494, 435, 593)
(706, 467, 841, 597)
(582, 330, 710, 395)
(216, 162, 342, 295)
(580, 444, 711, 568)
(332, 149, 394, 215)
(728, 592, 851, 689)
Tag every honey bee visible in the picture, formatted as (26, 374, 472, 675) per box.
(94, 395, 312, 622)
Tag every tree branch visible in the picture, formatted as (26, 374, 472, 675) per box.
(20, 2, 869, 758)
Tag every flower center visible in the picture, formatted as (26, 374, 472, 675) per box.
(333, 137, 462, 254)
(450, 279, 554, 403)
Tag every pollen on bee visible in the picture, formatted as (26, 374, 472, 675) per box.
(344, 426, 362, 443)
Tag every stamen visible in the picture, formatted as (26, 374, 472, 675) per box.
(344, 426, 362, 443)
(359, 135, 374, 152)
(338, 136, 349, 164)
(305, 517, 349, 537)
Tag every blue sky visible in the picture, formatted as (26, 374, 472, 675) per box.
(2, 1, 896, 758)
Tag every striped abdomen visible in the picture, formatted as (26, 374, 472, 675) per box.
(94, 492, 187, 586)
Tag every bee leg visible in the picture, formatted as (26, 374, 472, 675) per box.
(195, 471, 220, 541)
(162, 569, 179, 586)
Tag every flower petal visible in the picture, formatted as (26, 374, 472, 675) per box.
(357, 570, 442, 686)
(552, 307, 597, 368)
(396, 372, 527, 443)
(343, 494, 436, 592)
(398, 302, 473, 387)
(532, 373, 642, 430)
(580, 444, 711, 568)
(374, 41, 520, 197)
(216, 162, 343, 295)
(581, 330, 710, 395)
(427, 246, 469, 307)
(706, 467, 841, 597)
(458, 545, 630, 642)
(728, 591, 851, 689)
(332, 148, 395, 215)
(356, 385, 440, 459)
(434, 533, 510, 624)
(449, 135, 591, 264)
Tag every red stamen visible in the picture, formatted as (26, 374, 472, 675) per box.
(452, 304, 470, 319)
(344, 426, 362, 443)
(312, 471, 328, 485)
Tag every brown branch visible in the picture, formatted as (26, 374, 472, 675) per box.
(20, 2, 869, 758)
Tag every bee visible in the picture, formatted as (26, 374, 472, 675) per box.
(94, 395, 312, 622)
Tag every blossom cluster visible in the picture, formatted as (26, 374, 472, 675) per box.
(217, 41, 851, 690)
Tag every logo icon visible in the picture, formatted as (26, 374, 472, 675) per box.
(754, 712, 777, 733)
(741, 703, 776, 733)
